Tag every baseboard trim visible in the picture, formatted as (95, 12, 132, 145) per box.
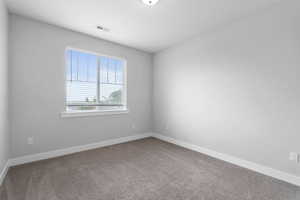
(0, 160, 10, 186)
(9, 133, 152, 166)
(5, 132, 300, 187)
(152, 133, 300, 187)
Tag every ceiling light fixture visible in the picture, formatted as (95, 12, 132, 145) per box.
(142, 0, 160, 6)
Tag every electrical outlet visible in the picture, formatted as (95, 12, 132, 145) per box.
(27, 137, 34, 145)
(289, 152, 298, 163)
(131, 124, 136, 130)
(165, 123, 169, 130)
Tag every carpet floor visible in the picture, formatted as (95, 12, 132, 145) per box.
(0, 138, 299, 200)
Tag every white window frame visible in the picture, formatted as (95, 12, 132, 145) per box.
(61, 47, 128, 118)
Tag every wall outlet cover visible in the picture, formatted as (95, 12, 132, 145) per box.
(131, 124, 136, 129)
(27, 137, 34, 145)
(289, 152, 298, 162)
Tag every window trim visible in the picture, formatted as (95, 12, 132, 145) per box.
(63, 47, 128, 116)
(61, 108, 129, 118)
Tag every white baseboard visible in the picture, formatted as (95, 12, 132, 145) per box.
(0, 160, 10, 186)
(9, 133, 152, 166)
(152, 133, 300, 187)
(4, 132, 300, 187)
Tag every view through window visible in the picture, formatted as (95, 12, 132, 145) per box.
(65, 49, 126, 112)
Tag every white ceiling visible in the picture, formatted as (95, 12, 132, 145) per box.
(5, 0, 281, 52)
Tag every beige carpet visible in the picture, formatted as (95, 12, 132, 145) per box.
(0, 138, 299, 200)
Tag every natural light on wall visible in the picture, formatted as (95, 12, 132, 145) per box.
(65, 48, 127, 113)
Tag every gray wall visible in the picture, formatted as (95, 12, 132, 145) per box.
(9, 15, 153, 158)
(0, 0, 9, 173)
(153, 1, 300, 176)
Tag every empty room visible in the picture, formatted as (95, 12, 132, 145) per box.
(0, 0, 300, 199)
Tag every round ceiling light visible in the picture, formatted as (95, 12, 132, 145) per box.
(142, 0, 160, 6)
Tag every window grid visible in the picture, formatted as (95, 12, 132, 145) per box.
(65, 49, 125, 109)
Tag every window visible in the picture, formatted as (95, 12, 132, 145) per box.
(64, 48, 127, 114)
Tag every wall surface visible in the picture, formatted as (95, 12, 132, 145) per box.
(153, 0, 300, 176)
(0, 0, 9, 174)
(9, 15, 153, 158)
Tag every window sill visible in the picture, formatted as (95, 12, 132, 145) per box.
(60, 109, 129, 118)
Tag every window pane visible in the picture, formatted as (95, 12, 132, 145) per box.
(108, 59, 116, 83)
(71, 51, 78, 80)
(66, 81, 97, 103)
(99, 84, 123, 105)
(87, 54, 97, 82)
(66, 50, 98, 105)
(100, 57, 108, 83)
(116, 60, 124, 84)
(78, 52, 88, 81)
(66, 50, 72, 81)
